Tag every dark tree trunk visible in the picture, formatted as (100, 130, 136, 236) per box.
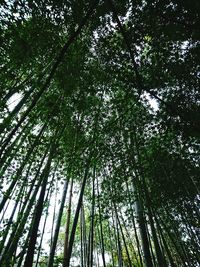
(136, 200, 153, 267)
(23, 150, 53, 267)
(63, 153, 92, 267)
(63, 177, 74, 267)
(96, 177, 106, 267)
(47, 178, 69, 267)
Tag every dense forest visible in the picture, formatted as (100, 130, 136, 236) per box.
(0, 0, 200, 266)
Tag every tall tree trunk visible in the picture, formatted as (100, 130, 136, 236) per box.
(35, 165, 57, 267)
(107, 221, 115, 267)
(96, 177, 106, 267)
(80, 206, 84, 267)
(23, 148, 54, 267)
(148, 207, 167, 267)
(126, 181, 143, 266)
(0, 162, 32, 254)
(0, 118, 34, 170)
(64, 153, 92, 267)
(119, 210, 141, 267)
(0, 87, 34, 133)
(115, 211, 123, 267)
(89, 167, 95, 267)
(81, 205, 88, 267)
(140, 176, 167, 267)
(115, 207, 132, 267)
(136, 200, 153, 267)
(63, 176, 74, 267)
(158, 213, 188, 267)
(0, 148, 49, 264)
(0, 122, 46, 212)
(35, 182, 53, 267)
(47, 178, 69, 267)
(154, 212, 177, 267)
(50, 175, 59, 248)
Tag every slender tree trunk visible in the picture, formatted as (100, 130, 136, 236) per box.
(0, 162, 32, 254)
(0, 87, 34, 133)
(126, 181, 144, 266)
(3, 73, 31, 102)
(64, 152, 92, 267)
(89, 167, 95, 267)
(47, 178, 69, 267)
(87, 226, 92, 267)
(95, 229, 100, 267)
(63, 177, 74, 267)
(35, 181, 53, 267)
(0, 148, 49, 264)
(96, 177, 106, 267)
(0, 184, 25, 254)
(136, 200, 153, 267)
(115, 207, 132, 267)
(81, 204, 88, 267)
(154, 212, 177, 267)
(80, 206, 84, 267)
(23, 148, 54, 267)
(107, 221, 115, 267)
(146, 222, 157, 267)
(16, 217, 35, 267)
(50, 176, 59, 247)
(0, 118, 33, 170)
(0, 122, 46, 212)
(158, 213, 188, 267)
(115, 211, 123, 267)
(119, 210, 141, 267)
(148, 207, 167, 267)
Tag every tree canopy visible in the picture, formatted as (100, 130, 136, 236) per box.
(0, 1, 199, 266)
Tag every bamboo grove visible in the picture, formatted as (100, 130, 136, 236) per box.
(0, 0, 200, 266)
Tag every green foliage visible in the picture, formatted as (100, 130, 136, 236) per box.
(0, 0, 199, 266)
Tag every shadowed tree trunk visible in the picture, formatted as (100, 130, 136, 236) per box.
(63, 152, 93, 267)
(63, 176, 74, 267)
(47, 178, 69, 267)
(24, 146, 55, 267)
